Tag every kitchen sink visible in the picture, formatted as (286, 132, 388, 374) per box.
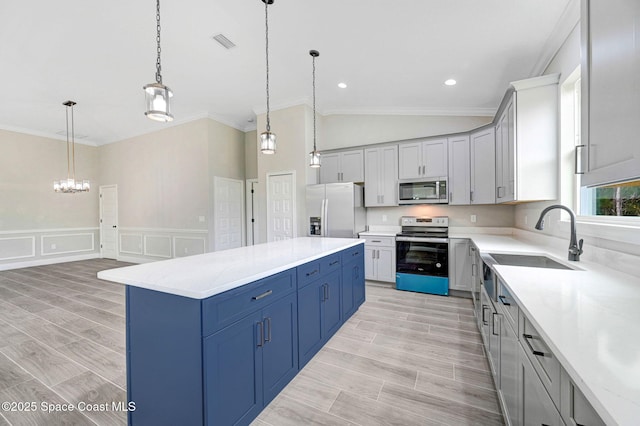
(487, 253, 576, 270)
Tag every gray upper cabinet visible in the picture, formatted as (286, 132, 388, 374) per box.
(495, 75, 559, 204)
(364, 145, 398, 207)
(470, 127, 496, 204)
(398, 138, 448, 180)
(581, 0, 640, 187)
(320, 150, 364, 183)
(447, 136, 471, 205)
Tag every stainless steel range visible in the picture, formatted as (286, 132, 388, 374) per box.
(395, 216, 449, 295)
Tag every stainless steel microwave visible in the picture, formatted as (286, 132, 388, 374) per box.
(398, 178, 448, 204)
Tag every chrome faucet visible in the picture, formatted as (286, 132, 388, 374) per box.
(534, 205, 584, 261)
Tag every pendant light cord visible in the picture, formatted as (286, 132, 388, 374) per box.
(312, 54, 316, 151)
(264, 0, 271, 132)
(155, 0, 162, 84)
(71, 103, 76, 180)
(65, 105, 71, 180)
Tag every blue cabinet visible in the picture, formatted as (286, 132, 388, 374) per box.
(204, 292, 298, 426)
(341, 245, 366, 319)
(298, 269, 341, 368)
(125, 243, 364, 426)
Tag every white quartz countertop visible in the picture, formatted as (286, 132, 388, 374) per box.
(459, 233, 640, 426)
(97, 237, 363, 299)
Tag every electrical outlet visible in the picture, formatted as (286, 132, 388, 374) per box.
(50, 243, 57, 250)
(198, 216, 205, 223)
(382, 214, 388, 222)
(470, 215, 477, 223)
(524, 215, 528, 225)
(184, 248, 188, 254)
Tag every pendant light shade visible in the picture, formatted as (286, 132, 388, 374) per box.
(260, 0, 276, 154)
(53, 101, 90, 193)
(144, 0, 173, 122)
(144, 82, 173, 122)
(309, 49, 321, 168)
(260, 131, 276, 154)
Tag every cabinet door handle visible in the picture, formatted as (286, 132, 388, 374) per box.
(252, 289, 273, 300)
(257, 321, 264, 347)
(329, 260, 340, 266)
(381, 195, 384, 204)
(523, 333, 547, 357)
(306, 269, 319, 277)
(482, 305, 488, 325)
(372, 240, 381, 243)
(352, 251, 360, 257)
(264, 318, 271, 343)
(470, 191, 474, 202)
(417, 165, 421, 176)
(372, 250, 376, 259)
(575, 144, 585, 175)
(422, 165, 426, 175)
(498, 295, 511, 306)
(492, 313, 500, 336)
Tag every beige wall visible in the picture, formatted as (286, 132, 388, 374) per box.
(0, 129, 99, 230)
(256, 105, 316, 242)
(98, 119, 210, 230)
(244, 130, 258, 179)
(321, 114, 493, 150)
(208, 119, 246, 182)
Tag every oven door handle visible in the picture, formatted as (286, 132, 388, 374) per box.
(395, 236, 449, 243)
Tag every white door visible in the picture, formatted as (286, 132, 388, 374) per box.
(471, 128, 496, 204)
(448, 135, 470, 205)
(245, 179, 259, 246)
(340, 150, 364, 183)
(213, 177, 244, 251)
(376, 247, 395, 282)
(364, 148, 381, 207)
(266, 172, 295, 242)
(398, 142, 422, 179)
(319, 153, 340, 183)
(99, 185, 118, 260)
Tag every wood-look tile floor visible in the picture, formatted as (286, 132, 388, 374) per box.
(0, 261, 503, 426)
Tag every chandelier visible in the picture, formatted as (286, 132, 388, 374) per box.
(53, 101, 90, 193)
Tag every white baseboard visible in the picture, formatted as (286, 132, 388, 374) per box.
(0, 253, 100, 271)
(116, 255, 153, 264)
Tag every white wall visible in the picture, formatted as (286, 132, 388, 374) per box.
(367, 204, 515, 228)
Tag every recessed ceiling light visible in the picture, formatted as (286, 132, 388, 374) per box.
(338, 82, 347, 89)
(444, 79, 457, 86)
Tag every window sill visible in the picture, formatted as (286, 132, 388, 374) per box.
(560, 217, 640, 246)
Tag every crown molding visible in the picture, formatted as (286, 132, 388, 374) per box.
(530, 0, 580, 77)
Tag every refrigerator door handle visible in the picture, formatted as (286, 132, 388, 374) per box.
(320, 198, 326, 237)
(323, 198, 329, 237)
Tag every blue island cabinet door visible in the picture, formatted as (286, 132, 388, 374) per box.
(262, 292, 298, 405)
(322, 270, 342, 339)
(341, 255, 365, 319)
(352, 255, 366, 308)
(297, 279, 323, 368)
(204, 310, 263, 426)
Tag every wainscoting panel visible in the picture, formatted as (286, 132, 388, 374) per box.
(41, 233, 94, 256)
(120, 234, 144, 255)
(143, 235, 173, 258)
(174, 236, 206, 258)
(0, 236, 36, 261)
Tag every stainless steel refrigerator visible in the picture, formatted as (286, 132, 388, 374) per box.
(306, 183, 366, 238)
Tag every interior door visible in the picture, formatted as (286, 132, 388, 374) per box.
(214, 177, 244, 251)
(99, 185, 118, 260)
(266, 172, 295, 242)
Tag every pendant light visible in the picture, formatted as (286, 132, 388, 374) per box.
(309, 50, 321, 168)
(53, 101, 90, 193)
(143, 0, 173, 122)
(260, 0, 276, 154)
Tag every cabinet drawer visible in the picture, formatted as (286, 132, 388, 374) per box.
(497, 278, 518, 332)
(202, 269, 295, 336)
(560, 369, 606, 426)
(297, 260, 322, 289)
(341, 244, 365, 265)
(362, 236, 395, 247)
(320, 253, 341, 275)
(520, 313, 561, 408)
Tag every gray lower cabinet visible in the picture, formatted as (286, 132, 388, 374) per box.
(478, 276, 606, 426)
(449, 238, 473, 292)
(519, 343, 564, 426)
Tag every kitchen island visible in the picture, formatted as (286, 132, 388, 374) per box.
(97, 237, 365, 426)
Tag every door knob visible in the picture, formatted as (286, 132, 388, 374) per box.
(112, 225, 117, 228)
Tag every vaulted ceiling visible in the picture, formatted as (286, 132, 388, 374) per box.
(0, 0, 576, 145)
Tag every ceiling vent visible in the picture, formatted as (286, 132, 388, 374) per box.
(212, 34, 236, 49)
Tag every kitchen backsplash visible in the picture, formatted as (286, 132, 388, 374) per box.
(366, 204, 515, 228)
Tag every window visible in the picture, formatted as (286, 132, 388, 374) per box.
(580, 180, 640, 217)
